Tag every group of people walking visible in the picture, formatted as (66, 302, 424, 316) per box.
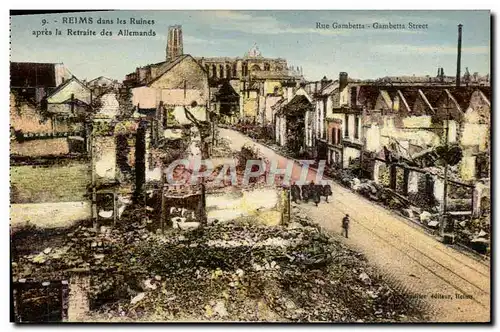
(290, 181, 333, 207)
(290, 181, 351, 239)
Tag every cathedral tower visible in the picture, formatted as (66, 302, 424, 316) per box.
(166, 25, 183, 62)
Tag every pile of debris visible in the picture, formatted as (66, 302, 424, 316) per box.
(210, 137, 234, 158)
(12, 214, 426, 322)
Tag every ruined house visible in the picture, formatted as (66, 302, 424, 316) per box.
(10, 64, 92, 230)
(274, 88, 314, 156)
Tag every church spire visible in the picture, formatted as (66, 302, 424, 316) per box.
(166, 25, 183, 62)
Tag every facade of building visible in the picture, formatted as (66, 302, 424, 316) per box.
(10, 63, 92, 230)
(124, 26, 303, 124)
(128, 54, 210, 125)
(86, 76, 122, 97)
(10, 63, 91, 157)
(46, 76, 92, 116)
(273, 87, 314, 156)
(10, 62, 73, 104)
(314, 72, 367, 168)
(312, 70, 491, 183)
(210, 81, 240, 124)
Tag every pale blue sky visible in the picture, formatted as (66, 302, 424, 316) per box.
(10, 10, 490, 81)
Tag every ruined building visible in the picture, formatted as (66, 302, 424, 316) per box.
(124, 25, 304, 123)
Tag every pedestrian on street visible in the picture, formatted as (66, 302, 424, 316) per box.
(313, 182, 322, 207)
(291, 182, 301, 204)
(308, 181, 316, 196)
(312, 188, 321, 207)
(342, 214, 350, 238)
(322, 183, 333, 203)
(301, 184, 309, 203)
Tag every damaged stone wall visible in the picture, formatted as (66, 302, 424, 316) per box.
(10, 159, 91, 229)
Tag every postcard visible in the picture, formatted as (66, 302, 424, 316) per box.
(9, 9, 491, 323)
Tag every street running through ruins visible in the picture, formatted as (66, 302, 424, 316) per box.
(218, 127, 490, 322)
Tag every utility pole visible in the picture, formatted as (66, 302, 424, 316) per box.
(440, 114, 449, 237)
(440, 94, 452, 239)
(91, 123, 98, 231)
(160, 166, 166, 234)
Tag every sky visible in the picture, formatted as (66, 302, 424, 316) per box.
(10, 10, 491, 82)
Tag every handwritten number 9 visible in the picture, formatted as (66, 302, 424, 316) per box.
(41, 19, 47, 26)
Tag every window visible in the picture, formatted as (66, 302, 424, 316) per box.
(212, 64, 217, 78)
(233, 63, 238, 77)
(331, 128, 336, 145)
(344, 115, 349, 137)
(476, 154, 489, 179)
(251, 64, 261, 72)
(242, 62, 248, 76)
(226, 64, 231, 78)
(337, 128, 342, 145)
(322, 101, 327, 138)
(264, 63, 270, 71)
(219, 64, 224, 78)
(355, 116, 360, 139)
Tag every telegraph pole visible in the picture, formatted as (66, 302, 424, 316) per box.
(440, 112, 449, 237)
(440, 95, 452, 238)
(91, 123, 98, 231)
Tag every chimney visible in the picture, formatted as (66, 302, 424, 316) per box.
(339, 72, 348, 91)
(456, 24, 463, 87)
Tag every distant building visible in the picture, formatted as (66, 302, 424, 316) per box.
(124, 26, 304, 124)
(10, 63, 91, 157)
(10, 62, 73, 104)
(10, 63, 92, 230)
(86, 76, 121, 96)
(129, 54, 210, 125)
(374, 66, 490, 87)
(166, 25, 183, 62)
(273, 87, 314, 156)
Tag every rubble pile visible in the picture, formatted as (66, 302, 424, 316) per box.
(12, 214, 426, 322)
(210, 137, 234, 158)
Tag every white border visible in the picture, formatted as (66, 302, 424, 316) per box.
(2, 1, 497, 331)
